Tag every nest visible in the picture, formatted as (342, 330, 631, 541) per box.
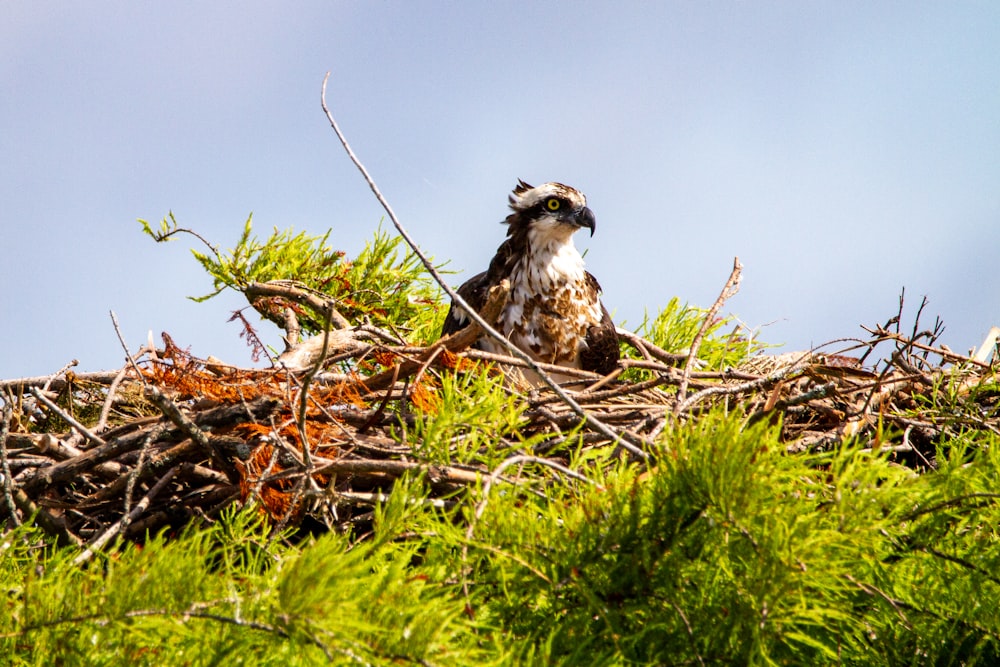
(1, 282, 998, 555)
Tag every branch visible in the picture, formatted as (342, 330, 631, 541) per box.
(245, 280, 352, 330)
(0, 402, 18, 525)
(674, 257, 742, 415)
(28, 387, 108, 450)
(73, 465, 180, 565)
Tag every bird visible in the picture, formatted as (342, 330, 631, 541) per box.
(441, 180, 619, 384)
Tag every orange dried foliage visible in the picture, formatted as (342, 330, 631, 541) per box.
(233, 411, 342, 456)
(372, 349, 397, 367)
(237, 446, 291, 521)
(409, 379, 440, 413)
(438, 349, 479, 373)
(144, 340, 288, 402)
(312, 378, 368, 410)
(148, 365, 280, 402)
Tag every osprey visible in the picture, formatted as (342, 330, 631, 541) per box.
(442, 180, 619, 383)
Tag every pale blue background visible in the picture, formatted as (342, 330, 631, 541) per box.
(3, 3, 999, 378)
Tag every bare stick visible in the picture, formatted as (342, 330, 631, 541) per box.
(110, 310, 147, 384)
(95, 366, 131, 433)
(73, 465, 180, 565)
(98, 311, 148, 433)
(28, 387, 108, 450)
(616, 327, 688, 365)
(676, 350, 814, 414)
(0, 370, 122, 392)
(121, 426, 161, 527)
(245, 280, 352, 329)
(320, 72, 648, 459)
(145, 388, 234, 478)
(41, 359, 79, 394)
(674, 257, 742, 415)
(295, 304, 335, 476)
(0, 402, 19, 525)
(268, 457, 485, 485)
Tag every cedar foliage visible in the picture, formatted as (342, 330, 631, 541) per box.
(2, 216, 999, 665)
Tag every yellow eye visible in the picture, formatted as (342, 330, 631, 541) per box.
(546, 198, 561, 211)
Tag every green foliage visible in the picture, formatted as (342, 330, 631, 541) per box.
(630, 297, 767, 372)
(906, 367, 1000, 442)
(451, 412, 1000, 665)
(0, 505, 496, 666)
(405, 370, 533, 468)
(140, 213, 444, 339)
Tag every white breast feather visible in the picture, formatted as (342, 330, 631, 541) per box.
(486, 227, 602, 367)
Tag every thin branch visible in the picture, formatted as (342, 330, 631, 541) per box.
(42, 359, 79, 394)
(676, 350, 813, 414)
(0, 402, 19, 525)
(0, 370, 123, 392)
(28, 387, 108, 449)
(245, 280, 352, 329)
(73, 465, 180, 565)
(109, 310, 147, 385)
(296, 303, 336, 473)
(674, 257, 742, 414)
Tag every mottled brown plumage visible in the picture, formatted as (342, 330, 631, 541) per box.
(442, 181, 619, 382)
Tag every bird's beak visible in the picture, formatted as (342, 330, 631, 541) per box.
(575, 206, 596, 237)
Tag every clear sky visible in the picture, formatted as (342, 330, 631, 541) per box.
(3, 3, 999, 379)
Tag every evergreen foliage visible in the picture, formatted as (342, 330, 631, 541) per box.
(634, 296, 766, 371)
(140, 213, 441, 337)
(3, 218, 999, 665)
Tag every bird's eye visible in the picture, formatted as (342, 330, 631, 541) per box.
(546, 198, 561, 211)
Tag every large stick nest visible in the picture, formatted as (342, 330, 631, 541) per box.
(2, 282, 997, 552)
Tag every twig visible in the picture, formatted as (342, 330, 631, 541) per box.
(360, 280, 509, 393)
(676, 351, 813, 414)
(41, 359, 79, 394)
(864, 328, 991, 370)
(0, 402, 19, 525)
(110, 310, 148, 385)
(97, 311, 147, 434)
(268, 457, 484, 485)
(615, 327, 688, 365)
(37, 434, 122, 477)
(121, 426, 161, 529)
(245, 280, 352, 329)
(28, 387, 108, 450)
(0, 370, 123, 392)
(145, 388, 235, 479)
(674, 257, 742, 415)
(95, 366, 131, 433)
(72, 465, 178, 565)
(320, 72, 650, 461)
(296, 303, 336, 473)
(462, 350, 601, 381)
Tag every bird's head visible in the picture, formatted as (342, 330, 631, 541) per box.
(505, 180, 596, 241)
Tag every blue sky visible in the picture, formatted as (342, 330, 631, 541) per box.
(3, 3, 999, 378)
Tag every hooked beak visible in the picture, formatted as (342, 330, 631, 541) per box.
(574, 206, 596, 237)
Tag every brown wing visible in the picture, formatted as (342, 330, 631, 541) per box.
(442, 235, 518, 338)
(440, 271, 490, 337)
(579, 272, 619, 375)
